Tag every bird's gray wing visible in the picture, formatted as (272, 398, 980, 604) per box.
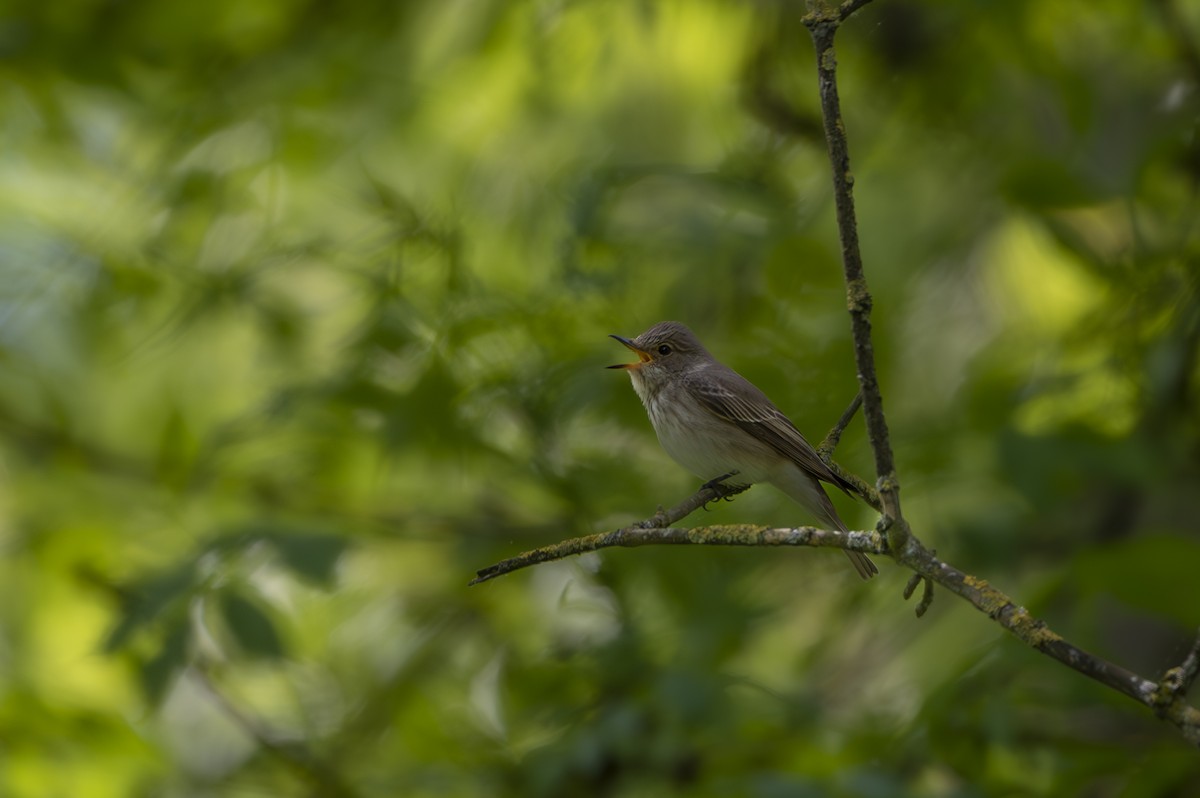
(686, 368, 857, 496)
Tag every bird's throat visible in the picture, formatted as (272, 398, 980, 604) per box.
(628, 369, 656, 408)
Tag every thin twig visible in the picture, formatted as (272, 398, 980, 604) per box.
(1158, 627, 1200, 706)
(471, 524, 887, 585)
(815, 391, 881, 511)
(635, 480, 751, 530)
(818, 391, 862, 456)
(836, 0, 876, 22)
(828, 463, 881, 513)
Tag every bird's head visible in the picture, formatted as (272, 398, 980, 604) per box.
(607, 321, 710, 384)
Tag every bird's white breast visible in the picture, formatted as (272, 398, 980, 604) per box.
(630, 370, 775, 485)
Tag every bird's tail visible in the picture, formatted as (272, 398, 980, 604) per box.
(843, 549, 878, 580)
(773, 468, 878, 580)
(824, 502, 878, 580)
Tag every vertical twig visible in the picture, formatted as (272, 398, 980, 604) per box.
(803, 1, 910, 553)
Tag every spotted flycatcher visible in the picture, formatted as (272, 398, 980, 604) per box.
(609, 321, 877, 579)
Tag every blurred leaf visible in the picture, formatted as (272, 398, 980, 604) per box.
(140, 616, 191, 707)
(219, 589, 286, 660)
(103, 562, 197, 653)
(212, 522, 349, 586)
(1002, 158, 1109, 209)
(1076, 535, 1200, 626)
(2, 0, 1199, 791)
(255, 297, 304, 353)
(270, 533, 348, 586)
(154, 405, 194, 486)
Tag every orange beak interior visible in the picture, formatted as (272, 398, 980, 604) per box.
(607, 335, 652, 369)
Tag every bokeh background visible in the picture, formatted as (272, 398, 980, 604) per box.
(2, 0, 1199, 795)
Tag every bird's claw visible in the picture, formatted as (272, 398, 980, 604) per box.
(701, 472, 747, 510)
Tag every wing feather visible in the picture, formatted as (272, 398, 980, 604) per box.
(685, 368, 856, 496)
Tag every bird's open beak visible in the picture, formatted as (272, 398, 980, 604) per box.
(607, 334, 652, 370)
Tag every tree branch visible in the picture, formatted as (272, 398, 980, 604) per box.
(803, 0, 908, 554)
(805, 0, 936, 616)
(471, 479, 743, 585)
(470, 524, 885, 585)
(472, 523, 1200, 745)
(797, 0, 1198, 745)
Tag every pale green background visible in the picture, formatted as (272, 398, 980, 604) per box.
(1, 0, 1198, 795)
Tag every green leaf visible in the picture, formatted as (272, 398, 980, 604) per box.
(271, 533, 348, 586)
(103, 562, 198, 653)
(219, 590, 286, 660)
(140, 617, 190, 707)
(1001, 157, 1108, 209)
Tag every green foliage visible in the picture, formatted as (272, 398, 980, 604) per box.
(219, 590, 285, 660)
(1, 0, 1199, 795)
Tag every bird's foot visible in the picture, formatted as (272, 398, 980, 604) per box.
(701, 472, 749, 510)
(701, 471, 739, 491)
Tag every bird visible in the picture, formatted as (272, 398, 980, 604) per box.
(608, 320, 877, 579)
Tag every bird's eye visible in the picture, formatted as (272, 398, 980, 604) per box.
(657, 344, 672, 356)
